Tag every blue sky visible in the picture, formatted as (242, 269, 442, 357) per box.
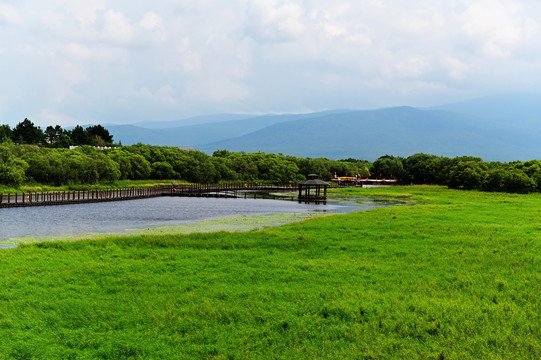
(1, 0, 541, 127)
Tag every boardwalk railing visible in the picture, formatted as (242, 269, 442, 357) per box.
(169, 183, 293, 194)
(0, 181, 400, 208)
(0, 187, 167, 208)
(0, 184, 295, 208)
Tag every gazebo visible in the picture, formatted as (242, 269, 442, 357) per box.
(298, 174, 329, 202)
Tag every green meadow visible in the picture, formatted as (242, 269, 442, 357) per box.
(0, 186, 539, 359)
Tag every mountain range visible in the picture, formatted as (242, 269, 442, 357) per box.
(106, 94, 541, 161)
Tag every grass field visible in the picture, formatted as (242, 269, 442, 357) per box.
(0, 186, 539, 359)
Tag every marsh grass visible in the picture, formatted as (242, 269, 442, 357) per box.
(2, 213, 324, 248)
(0, 186, 539, 359)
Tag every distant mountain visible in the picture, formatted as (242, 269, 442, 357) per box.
(429, 94, 541, 131)
(105, 96, 541, 161)
(109, 110, 350, 146)
(134, 114, 256, 129)
(197, 107, 540, 161)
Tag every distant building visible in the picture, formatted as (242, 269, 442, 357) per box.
(69, 146, 112, 150)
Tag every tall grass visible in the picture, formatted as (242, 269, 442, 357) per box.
(0, 186, 538, 359)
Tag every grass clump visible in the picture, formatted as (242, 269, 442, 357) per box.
(0, 186, 539, 359)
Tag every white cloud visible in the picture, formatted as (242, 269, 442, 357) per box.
(57, 0, 106, 27)
(39, 108, 76, 127)
(1, 0, 541, 126)
(245, 0, 307, 42)
(102, 10, 134, 44)
(442, 56, 469, 80)
(177, 38, 202, 72)
(139, 12, 162, 31)
(389, 56, 430, 79)
(0, 3, 22, 25)
(457, 0, 538, 57)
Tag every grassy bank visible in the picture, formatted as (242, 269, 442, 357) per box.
(0, 186, 539, 359)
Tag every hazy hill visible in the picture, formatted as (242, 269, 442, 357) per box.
(105, 95, 541, 161)
(134, 114, 256, 129)
(430, 94, 541, 131)
(197, 107, 539, 161)
(109, 110, 350, 146)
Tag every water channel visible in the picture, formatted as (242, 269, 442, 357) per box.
(0, 193, 396, 246)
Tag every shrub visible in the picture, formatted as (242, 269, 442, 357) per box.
(483, 169, 536, 194)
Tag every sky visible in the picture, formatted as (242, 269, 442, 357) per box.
(1, 0, 541, 127)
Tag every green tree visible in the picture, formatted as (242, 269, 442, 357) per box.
(93, 152, 121, 182)
(228, 153, 258, 181)
(44, 125, 72, 148)
(151, 162, 177, 179)
(370, 155, 405, 180)
(70, 125, 92, 146)
(130, 154, 152, 180)
(108, 150, 133, 180)
(12, 118, 45, 145)
(0, 144, 29, 185)
(211, 157, 238, 182)
(0, 125, 12, 143)
(86, 125, 113, 146)
(212, 149, 232, 158)
(448, 160, 488, 190)
(483, 169, 536, 194)
(404, 153, 445, 184)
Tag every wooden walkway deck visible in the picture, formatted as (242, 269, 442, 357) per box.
(0, 187, 166, 208)
(166, 183, 293, 198)
(0, 183, 294, 208)
(0, 181, 396, 208)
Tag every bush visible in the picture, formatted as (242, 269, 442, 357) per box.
(448, 161, 488, 190)
(151, 162, 177, 179)
(483, 169, 536, 194)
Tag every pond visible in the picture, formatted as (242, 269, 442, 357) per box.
(0, 195, 396, 246)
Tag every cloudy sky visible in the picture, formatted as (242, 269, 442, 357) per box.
(1, 0, 541, 127)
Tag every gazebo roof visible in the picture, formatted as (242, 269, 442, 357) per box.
(298, 174, 329, 186)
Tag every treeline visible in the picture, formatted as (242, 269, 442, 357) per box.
(1, 141, 540, 193)
(0, 143, 370, 186)
(371, 154, 541, 193)
(0, 119, 113, 148)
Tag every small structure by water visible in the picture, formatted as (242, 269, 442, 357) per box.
(298, 174, 329, 202)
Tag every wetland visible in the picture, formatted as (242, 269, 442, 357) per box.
(0, 192, 399, 246)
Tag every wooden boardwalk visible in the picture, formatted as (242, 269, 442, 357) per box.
(0, 181, 396, 208)
(0, 184, 293, 208)
(0, 187, 166, 208)
(166, 183, 293, 198)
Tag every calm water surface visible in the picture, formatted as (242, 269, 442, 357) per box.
(0, 196, 391, 241)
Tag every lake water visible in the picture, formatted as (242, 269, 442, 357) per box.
(0, 195, 392, 242)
